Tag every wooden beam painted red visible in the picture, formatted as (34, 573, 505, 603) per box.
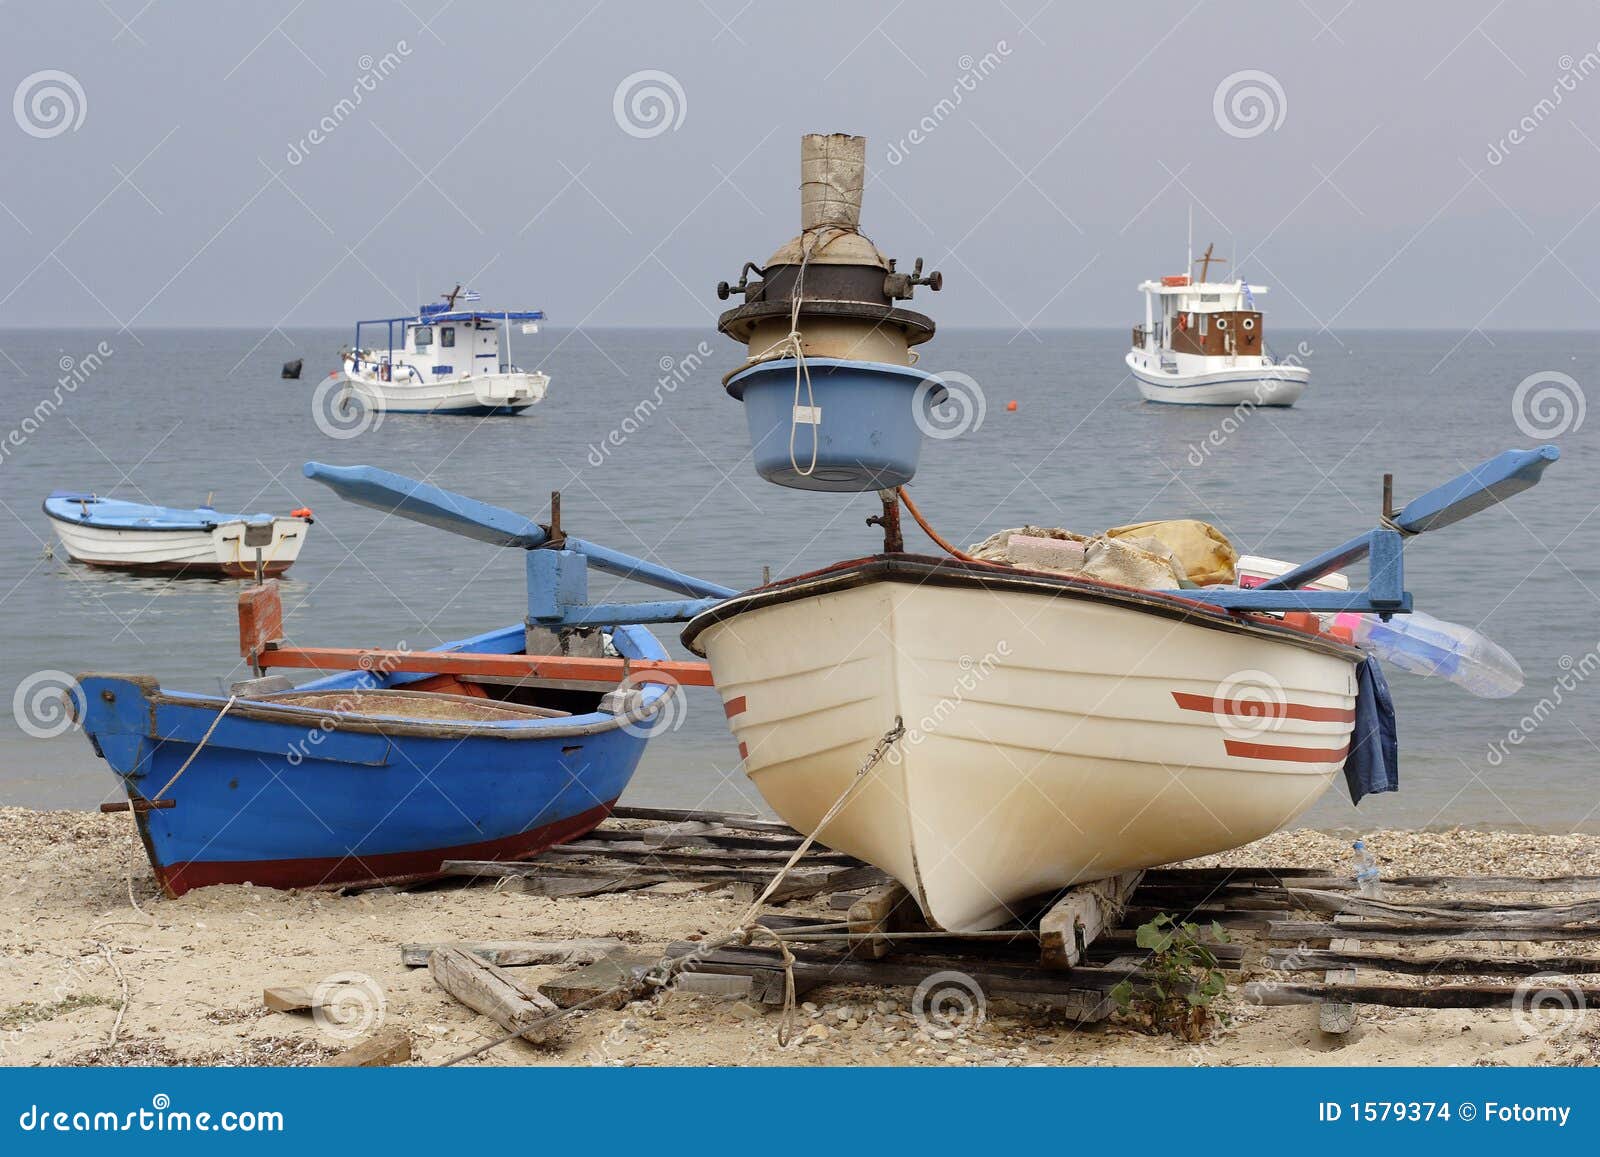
(257, 645, 716, 687)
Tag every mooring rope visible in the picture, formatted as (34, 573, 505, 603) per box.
(896, 486, 978, 563)
(151, 695, 238, 802)
(437, 717, 906, 1065)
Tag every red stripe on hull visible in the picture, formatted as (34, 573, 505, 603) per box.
(74, 558, 295, 578)
(1171, 691, 1355, 723)
(723, 695, 747, 717)
(152, 800, 615, 896)
(1223, 739, 1351, 764)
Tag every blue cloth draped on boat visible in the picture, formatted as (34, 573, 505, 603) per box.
(1344, 656, 1398, 804)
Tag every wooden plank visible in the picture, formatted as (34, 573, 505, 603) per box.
(1040, 871, 1144, 970)
(1147, 870, 1600, 895)
(502, 873, 671, 898)
(319, 1025, 412, 1067)
(547, 839, 860, 866)
(1264, 946, 1600, 976)
(429, 945, 562, 1045)
(1319, 937, 1360, 1035)
(1286, 887, 1600, 926)
(399, 939, 627, 969)
(538, 953, 660, 1010)
(1245, 980, 1600, 1010)
(669, 942, 1120, 1017)
(259, 645, 715, 687)
(608, 805, 797, 834)
(1267, 919, 1600, 943)
(262, 985, 317, 1013)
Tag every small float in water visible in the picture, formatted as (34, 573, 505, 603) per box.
(331, 284, 551, 416)
(1126, 236, 1309, 406)
(75, 464, 732, 896)
(43, 492, 312, 578)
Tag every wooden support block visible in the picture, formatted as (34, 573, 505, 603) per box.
(399, 939, 626, 969)
(1318, 937, 1360, 1036)
(262, 985, 318, 1014)
(847, 882, 921, 959)
(319, 1025, 412, 1067)
(537, 953, 660, 1010)
(1040, 871, 1144, 970)
(676, 972, 755, 999)
(429, 945, 562, 1046)
(237, 580, 284, 657)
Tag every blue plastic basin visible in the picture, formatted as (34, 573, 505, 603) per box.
(726, 358, 946, 492)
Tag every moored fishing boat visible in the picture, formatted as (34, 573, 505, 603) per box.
(331, 284, 550, 416)
(1126, 239, 1309, 406)
(75, 463, 733, 896)
(44, 492, 312, 577)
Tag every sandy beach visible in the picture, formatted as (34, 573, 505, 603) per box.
(3, 807, 1598, 1068)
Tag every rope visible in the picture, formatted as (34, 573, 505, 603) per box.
(896, 486, 978, 562)
(150, 695, 237, 802)
(436, 717, 907, 1064)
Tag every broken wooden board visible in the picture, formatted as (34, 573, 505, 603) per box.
(1268, 919, 1600, 943)
(441, 858, 889, 903)
(429, 945, 562, 1046)
(399, 938, 626, 969)
(1286, 888, 1600, 926)
(537, 952, 661, 1011)
(608, 805, 796, 834)
(319, 1025, 412, 1067)
(1040, 871, 1144, 970)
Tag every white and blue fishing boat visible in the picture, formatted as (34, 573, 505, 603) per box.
(333, 285, 551, 416)
(74, 464, 733, 896)
(44, 492, 313, 577)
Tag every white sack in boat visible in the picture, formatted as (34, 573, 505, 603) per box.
(968, 519, 1237, 590)
(968, 526, 1189, 589)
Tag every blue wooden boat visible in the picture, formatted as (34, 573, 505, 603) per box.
(75, 465, 733, 896)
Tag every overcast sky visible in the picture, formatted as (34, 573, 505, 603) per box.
(4, 0, 1600, 335)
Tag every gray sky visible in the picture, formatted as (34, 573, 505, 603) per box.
(4, 0, 1600, 336)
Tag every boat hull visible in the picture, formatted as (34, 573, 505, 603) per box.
(47, 514, 308, 576)
(336, 369, 549, 415)
(1126, 351, 1309, 406)
(685, 558, 1360, 932)
(76, 624, 670, 895)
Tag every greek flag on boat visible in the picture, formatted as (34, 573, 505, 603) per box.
(461, 289, 481, 301)
(1241, 281, 1256, 309)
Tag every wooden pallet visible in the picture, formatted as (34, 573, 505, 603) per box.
(422, 809, 1600, 1027)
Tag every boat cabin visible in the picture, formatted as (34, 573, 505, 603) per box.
(348, 298, 545, 384)
(1132, 276, 1270, 361)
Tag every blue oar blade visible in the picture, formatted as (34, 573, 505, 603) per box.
(303, 462, 547, 549)
(1395, 445, 1560, 534)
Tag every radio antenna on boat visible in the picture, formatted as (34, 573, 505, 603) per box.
(1186, 204, 1193, 283)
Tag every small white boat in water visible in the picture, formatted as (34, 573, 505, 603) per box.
(44, 492, 312, 577)
(1126, 243, 1308, 406)
(332, 286, 550, 416)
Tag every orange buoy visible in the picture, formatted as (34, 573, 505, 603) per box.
(1006, 400, 1018, 412)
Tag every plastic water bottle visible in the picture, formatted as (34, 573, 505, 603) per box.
(1333, 610, 1523, 699)
(1351, 839, 1382, 899)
